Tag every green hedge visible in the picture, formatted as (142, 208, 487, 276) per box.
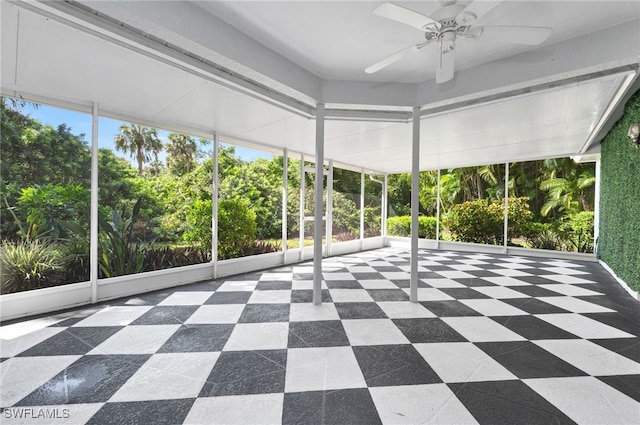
(599, 88, 640, 291)
(387, 216, 437, 239)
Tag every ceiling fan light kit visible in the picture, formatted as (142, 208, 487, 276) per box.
(365, 1, 552, 84)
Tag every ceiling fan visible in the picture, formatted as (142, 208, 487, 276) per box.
(365, 1, 553, 83)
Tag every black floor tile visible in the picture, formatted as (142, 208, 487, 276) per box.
(501, 297, 570, 314)
(17, 327, 122, 356)
(516, 276, 567, 285)
(334, 302, 388, 319)
(223, 273, 262, 281)
(293, 273, 314, 280)
(131, 306, 198, 325)
(455, 277, 498, 287)
(204, 291, 251, 304)
(583, 313, 640, 337)
(352, 344, 441, 387)
(449, 380, 576, 425)
(157, 324, 234, 352)
(597, 375, 640, 402)
(291, 289, 332, 303)
(282, 388, 382, 425)
(419, 300, 482, 317)
(439, 288, 491, 300)
(238, 304, 290, 322)
(256, 281, 293, 290)
(199, 350, 286, 396)
(465, 270, 504, 278)
(366, 289, 410, 302)
(17, 355, 150, 405)
(288, 321, 349, 348)
(87, 399, 195, 425)
(393, 318, 468, 343)
(491, 316, 579, 340)
(351, 272, 385, 280)
(476, 341, 587, 379)
(390, 279, 410, 288)
(324, 280, 363, 289)
(590, 338, 640, 362)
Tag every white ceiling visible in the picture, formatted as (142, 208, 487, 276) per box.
(1, 1, 639, 174)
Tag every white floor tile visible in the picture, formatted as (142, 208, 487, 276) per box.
(524, 376, 640, 425)
(540, 275, 595, 284)
(480, 276, 532, 286)
(380, 271, 411, 280)
(223, 323, 289, 351)
(442, 317, 526, 342)
(0, 403, 104, 425)
(402, 288, 455, 301)
(322, 272, 355, 281)
(72, 306, 152, 327)
(0, 327, 65, 358)
(0, 356, 80, 407)
(215, 281, 258, 292)
(342, 319, 410, 346)
(289, 303, 340, 321)
(157, 291, 212, 306)
(347, 266, 376, 273)
(291, 280, 328, 290)
(434, 270, 476, 279)
(542, 260, 585, 268)
(110, 352, 219, 401)
(184, 393, 284, 425)
(541, 267, 589, 275)
(537, 297, 615, 313)
(328, 289, 374, 302)
(185, 304, 245, 324)
(534, 339, 640, 375)
(358, 279, 398, 289)
(248, 290, 291, 304)
(88, 325, 180, 354)
(370, 384, 480, 425)
(460, 299, 528, 316)
(285, 346, 366, 392)
(535, 313, 635, 339)
(471, 286, 531, 299)
(492, 262, 534, 269)
(415, 342, 518, 383)
(422, 278, 466, 288)
(260, 272, 293, 281)
(537, 284, 603, 296)
(377, 302, 436, 318)
(486, 268, 533, 277)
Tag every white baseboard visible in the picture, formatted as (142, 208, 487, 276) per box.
(599, 260, 639, 301)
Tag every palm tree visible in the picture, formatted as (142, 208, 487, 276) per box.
(539, 158, 595, 217)
(113, 124, 162, 175)
(166, 133, 197, 175)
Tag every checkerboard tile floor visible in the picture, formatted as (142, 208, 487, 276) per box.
(1, 248, 639, 424)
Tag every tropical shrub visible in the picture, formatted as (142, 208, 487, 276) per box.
(183, 199, 214, 250)
(218, 199, 257, 259)
(0, 239, 64, 293)
(559, 211, 594, 253)
(526, 223, 563, 251)
(364, 205, 382, 236)
(387, 216, 437, 239)
(144, 246, 211, 271)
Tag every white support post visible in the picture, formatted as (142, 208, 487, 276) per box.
(382, 174, 388, 236)
(360, 169, 365, 247)
(327, 160, 333, 257)
(436, 169, 441, 249)
(282, 149, 288, 261)
(313, 104, 325, 305)
(90, 102, 99, 303)
(594, 158, 601, 253)
(503, 162, 509, 253)
(212, 134, 219, 278)
(299, 153, 305, 261)
(410, 106, 420, 303)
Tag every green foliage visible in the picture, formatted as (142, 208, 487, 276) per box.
(363, 206, 381, 236)
(559, 212, 594, 253)
(387, 216, 437, 239)
(333, 192, 360, 234)
(113, 124, 163, 175)
(446, 197, 533, 245)
(183, 199, 213, 250)
(526, 223, 563, 251)
(0, 240, 64, 294)
(166, 133, 197, 175)
(217, 199, 257, 260)
(144, 246, 211, 271)
(599, 89, 640, 291)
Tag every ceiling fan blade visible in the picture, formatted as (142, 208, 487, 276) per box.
(436, 49, 455, 84)
(481, 26, 552, 45)
(459, 0, 501, 24)
(373, 3, 437, 31)
(365, 43, 427, 74)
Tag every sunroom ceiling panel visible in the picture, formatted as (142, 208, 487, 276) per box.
(1, 4, 18, 87)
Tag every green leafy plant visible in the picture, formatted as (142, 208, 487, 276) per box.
(0, 239, 64, 294)
(525, 222, 562, 251)
(387, 216, 437, 239)
(217, 199, 257, 260)
(559, 211, 594, 253)
(144, 246, 211, 271)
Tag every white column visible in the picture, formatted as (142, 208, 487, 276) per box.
(212, 134, 219, 278)
(410, 106, 420, 303)
(594, 158, 601, 253)
(90, 102, 99, 303)
(326, 160, 333, 257)
(299, 153, 305, 261)
(282, 149, 288, 261)
(436, 169, 441, 249)
(382, 174, 388, 236)
(360, 169, 365, 247)
(313, 104, 325, 305)
(503, 162, 509, 253)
